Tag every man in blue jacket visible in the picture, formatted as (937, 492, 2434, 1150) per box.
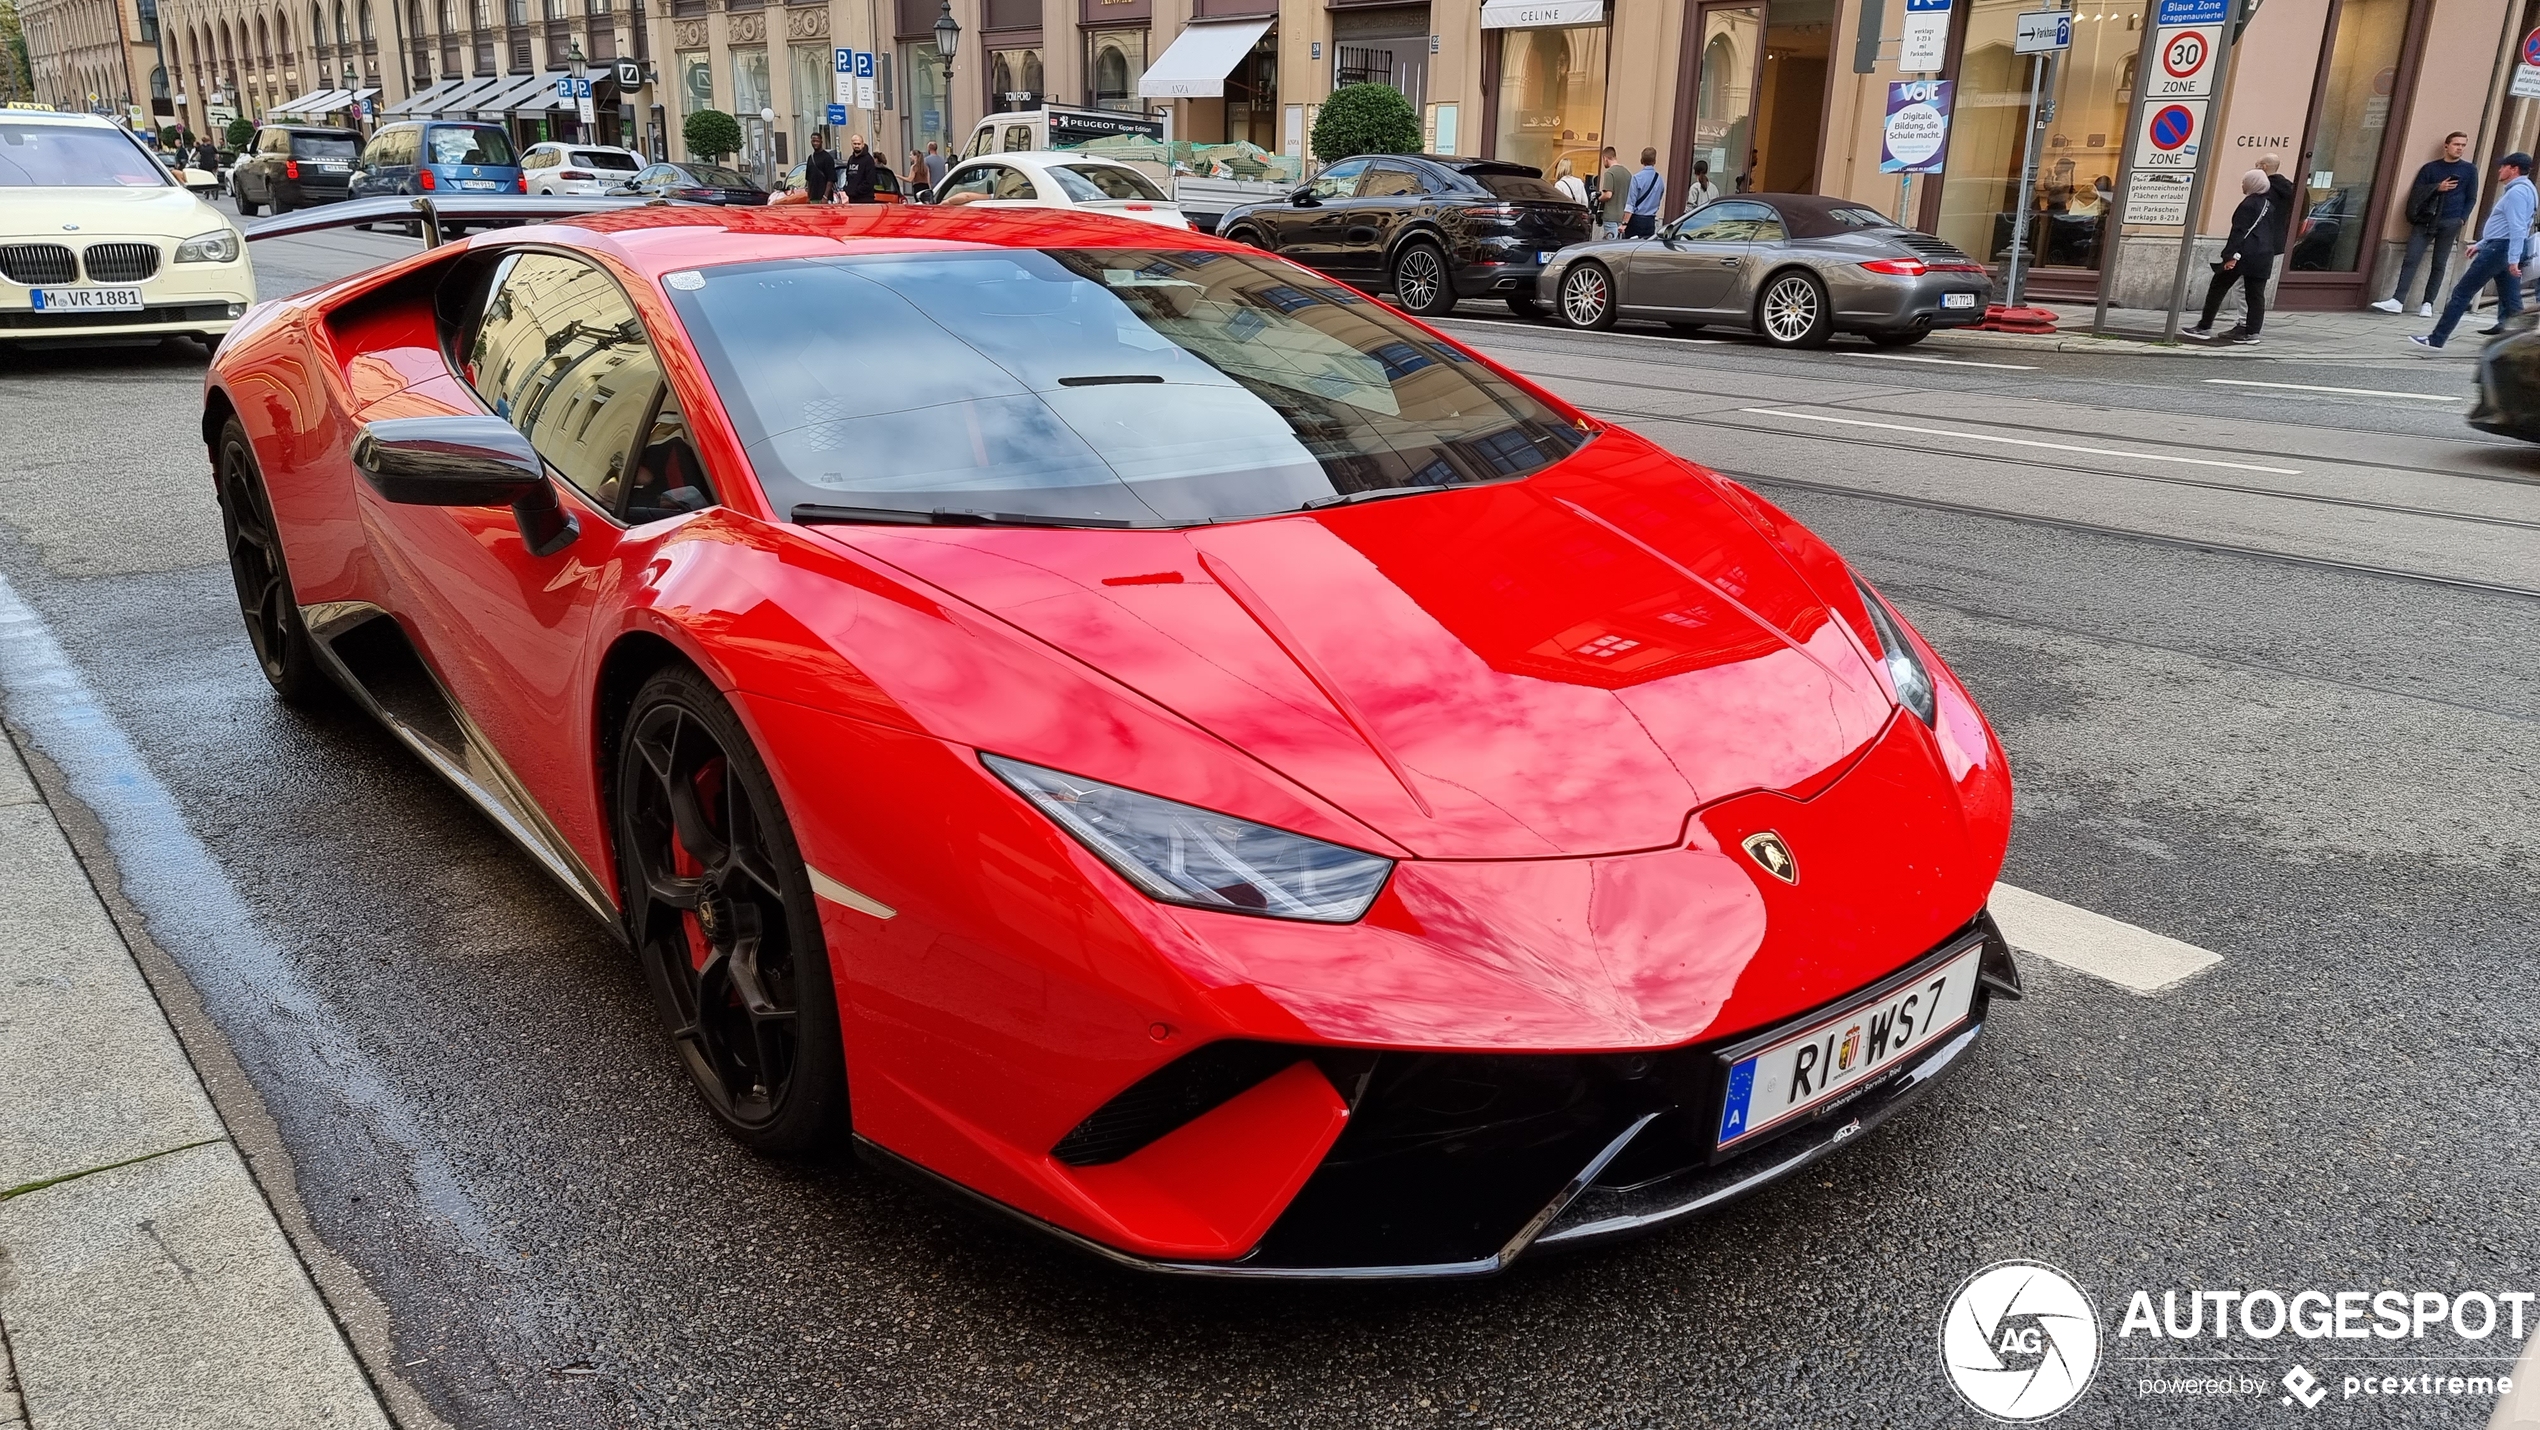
(2414, 153, 2534, 349)
(2375, 132, 2477, 317)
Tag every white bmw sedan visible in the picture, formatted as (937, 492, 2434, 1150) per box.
(926, 151, 1192, 230)
(0, 112, 253, 347)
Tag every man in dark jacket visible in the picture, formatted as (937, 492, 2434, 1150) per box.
(840, 134, 878, 203)
(2186, 169, 2279, 345)
(2375, 132, 2478, 316)
(804, 131, 837, 202)
(191, 135, 220, 174)
(2256, 152, 2295, 255)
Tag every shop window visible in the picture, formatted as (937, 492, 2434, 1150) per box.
(1934, 0, 2132, 272)
(1491, 23, 1605, 181)
(2289, 0, 2409, 273)
(990, 46, 1043, 113)
(1087, 29, 1144, 113)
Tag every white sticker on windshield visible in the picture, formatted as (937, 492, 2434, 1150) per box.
(664, 269, 706, 291)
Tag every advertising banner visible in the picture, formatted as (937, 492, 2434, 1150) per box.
(1880, 79, 1953, 174)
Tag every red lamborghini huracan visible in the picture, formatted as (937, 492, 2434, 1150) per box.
(207, 196, 2017, 1277)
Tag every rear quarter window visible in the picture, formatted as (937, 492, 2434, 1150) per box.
(291, 134, 360, 159)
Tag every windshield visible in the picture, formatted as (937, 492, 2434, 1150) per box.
(665, 247, 1586, 527)
(1052, 163, 1166, 202)
(572, 148, 640, 170)
(0, 123, 169, 188)
(291, 133, 360, 158)
(426, 126, 516, 166)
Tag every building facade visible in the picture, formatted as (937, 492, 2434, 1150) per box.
(19, 0, 166, 127)
(157, 0, 397, 139)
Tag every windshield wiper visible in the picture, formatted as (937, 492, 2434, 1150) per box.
(792, 503, 1139, 529)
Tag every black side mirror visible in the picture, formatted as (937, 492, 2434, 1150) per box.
(352, 415, 578, 556)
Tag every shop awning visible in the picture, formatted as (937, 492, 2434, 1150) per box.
(1139, 18, 1274, 100)
(382, 77, 463, 117)
(474, 72, 557, 118)
(1479, 0, 1605, 28)
(513, 68, 615, 115)
(429, 74, 514, 117)
(270, 87, 347, 117)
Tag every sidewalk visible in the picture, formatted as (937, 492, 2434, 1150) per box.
(1923, 297, 2504, 362)
(0, 726, 391, 1429)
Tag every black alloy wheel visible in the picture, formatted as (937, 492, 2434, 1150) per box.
(214, 416, 328, 704)
(616, 665, 847, 1156)
(1558, 262, 1618, 330)
(1757, 270, 1833, 349)
(1391, 240, 1456, 318)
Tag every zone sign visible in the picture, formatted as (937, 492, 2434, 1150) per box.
(2147, 24, 2221, 98)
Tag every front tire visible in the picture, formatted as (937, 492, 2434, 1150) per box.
(1223, 225, 1266, 250)
(616, 666, 849, 1156)
(1757, 270, 1833, 349)
(1558, 261, 1618, 329)
(214, 417, 327, 705)
(1390, 239, 1456, 317)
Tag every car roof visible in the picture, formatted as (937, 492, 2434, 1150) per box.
(1736, 192, 1900, 237)
(2, 110, 118, 128)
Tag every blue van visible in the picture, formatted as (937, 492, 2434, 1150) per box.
(350, 121, 524, 198)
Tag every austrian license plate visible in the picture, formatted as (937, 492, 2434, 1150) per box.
(1942, 292, 1979, 309)
(29, 287, 143, 312)
(1715, 942, 1983, 1151)
(459, 179, 499, 191)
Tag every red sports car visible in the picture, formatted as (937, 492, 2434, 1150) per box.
(208, 196, 2017, 1277)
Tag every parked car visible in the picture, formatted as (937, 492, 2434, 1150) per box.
(520, 141, 645, 196)
(613, 161, 768, 205)
(0, 110, 252, 348)
(1540, 194, 1995, 348)
(1215, 155, 1595, 317)
(348, 121, 525, 199)
(229, 124, 362, 216)
(927, 151, 1192, 230)
(2468, 311, 2540, 441)
(773, 156, 904, 204)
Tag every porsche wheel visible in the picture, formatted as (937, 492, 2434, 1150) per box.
(1558, 262, 1617, 330)
(616, 666, 847, 1156)
(1391, 240, 1455, 317)
(1757, 271, 1832, 349)
(214, 417, 327, 705)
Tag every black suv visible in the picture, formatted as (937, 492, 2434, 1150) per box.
(233, 124, 363, 215)
(1216, 155, 1595, 317)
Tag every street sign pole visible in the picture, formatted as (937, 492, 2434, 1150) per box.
(2156, 22, 2236, 341)
(2005, 56, 2044, 306)
(2093, 0, 2235, 339)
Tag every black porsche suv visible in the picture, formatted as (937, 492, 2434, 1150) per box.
(1216, 155, 1596, 318)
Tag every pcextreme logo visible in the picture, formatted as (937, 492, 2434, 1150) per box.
(1940, 1261, 2103, 1421)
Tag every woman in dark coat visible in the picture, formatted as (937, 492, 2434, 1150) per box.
(2186, 169, 2279, 344)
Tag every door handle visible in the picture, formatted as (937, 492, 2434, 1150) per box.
(1721, 257, 1742, 267)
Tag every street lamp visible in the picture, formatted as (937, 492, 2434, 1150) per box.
(566, 39, 585, 142)
(933, 0, 958, 157)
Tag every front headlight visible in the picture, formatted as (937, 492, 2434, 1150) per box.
(1854, 578, 1938, 727)
(174, 228, 241, 264)
(983, 754, 1393, 923)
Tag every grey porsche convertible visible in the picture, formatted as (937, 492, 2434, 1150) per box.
(1539, 194, 1995, 348)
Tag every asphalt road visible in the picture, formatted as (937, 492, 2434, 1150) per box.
(1, 221, 2535, 1430)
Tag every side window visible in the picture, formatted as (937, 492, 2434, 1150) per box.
(941, 163, 999, 200)
(463, 253, 668, 517)
(391, 129, 420, 166)
(1357, 163, 1426, 199)
(260, 128, 288, 154)
(624, 387, 715, 524)
(1301, 158, 1369, 202)
(1679, 201, 1771, 244)
(991, 165, 1038, 200)
(1001, 124, 1033, 152)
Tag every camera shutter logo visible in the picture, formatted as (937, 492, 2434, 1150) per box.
(1939, 1261, 2102, 1420)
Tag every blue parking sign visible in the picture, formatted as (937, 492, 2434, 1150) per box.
(835, 47, 853, 74)
(855, 51, 875, 79)
(827, 103, 847, 125)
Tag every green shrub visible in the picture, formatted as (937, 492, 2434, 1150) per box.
(1310, 83, 1420, 165)
(224, 116, 252, 150)
(683, 108, 742, 162)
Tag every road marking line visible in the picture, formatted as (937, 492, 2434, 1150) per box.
(1835, 352, 2039, 370)
(1738, 407, 2304, 474)
(2203, 377, 2461, 401)
(1428, 315, 1731, 344)
(1991, 883, 2222, 994)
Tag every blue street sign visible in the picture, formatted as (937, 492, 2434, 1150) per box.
(855, 51, 875, 79)
(827, 103, 847, 125)
(2155, 0, 2228, 22)
(835, 47, 854, 74)
(555, 75, 573, 99)
(1903, 0, 1951, 11)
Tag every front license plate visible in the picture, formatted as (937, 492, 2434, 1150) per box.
(1715, 943, 1983, 1151)
(459, 179, 499, 191)
(1942, 291, 1979, 309)
(29, 287, 143, 312)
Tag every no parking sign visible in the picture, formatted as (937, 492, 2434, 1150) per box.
(2132, 99, 2204, 172)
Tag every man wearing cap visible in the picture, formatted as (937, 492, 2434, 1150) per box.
(2414, 151, 2535, 349)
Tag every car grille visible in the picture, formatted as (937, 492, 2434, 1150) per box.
(82, 243, 161, 283)
(0, 243, 78, 285)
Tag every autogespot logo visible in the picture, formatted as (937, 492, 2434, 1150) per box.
(1941, 1261, 2104, 1421)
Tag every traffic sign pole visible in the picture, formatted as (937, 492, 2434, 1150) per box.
(2005, 55, 2044, 307)
(2093, 0, 2240, 341)
(2156, 22, 2236, 341)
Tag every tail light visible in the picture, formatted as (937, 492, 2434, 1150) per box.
(284, 159, 300, 180)
(418, 167, 436, 190)
(1859, 257, 1930, 276)
(1466, 204, 1522, 218)
(561, 169, 595, 180)
(516, 173, 528, 192)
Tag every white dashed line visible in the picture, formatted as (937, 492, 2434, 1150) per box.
(2202, 377, 2462, 401)
(1835, 352, 2039, 370)
(1991, 883, 2223, 994)
(1738, 407, 2304, 475)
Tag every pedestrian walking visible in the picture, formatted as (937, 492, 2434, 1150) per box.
(804, 131, 837, 203)
(1682, 159, 1718, 217)
(190, 134, 219, 172)
(2414, 152, 2535, 349)
(2374, 132, 2478, 317)
(2183, 169, 2278, 345)
(905, 149, 930, 197)
(841, 133, 878, 203)
(1598, 145, 1631, 239)
(923, 142, 947, 187)
(1552, 158, 1589, 210)
(1623, 148, 1665, 239)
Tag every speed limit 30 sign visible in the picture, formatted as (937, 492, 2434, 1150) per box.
(2147, 24, 2221, 98)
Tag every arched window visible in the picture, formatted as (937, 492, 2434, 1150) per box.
(359, 0, 373, 40)
(256, 17, 270, 61)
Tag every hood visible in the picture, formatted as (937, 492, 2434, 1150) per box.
(2, 185, 231, 241)
(821, 431, 1894, 860)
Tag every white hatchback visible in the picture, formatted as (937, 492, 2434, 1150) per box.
(520, 142, 646, 196)
(927, 151, 1192, 230)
